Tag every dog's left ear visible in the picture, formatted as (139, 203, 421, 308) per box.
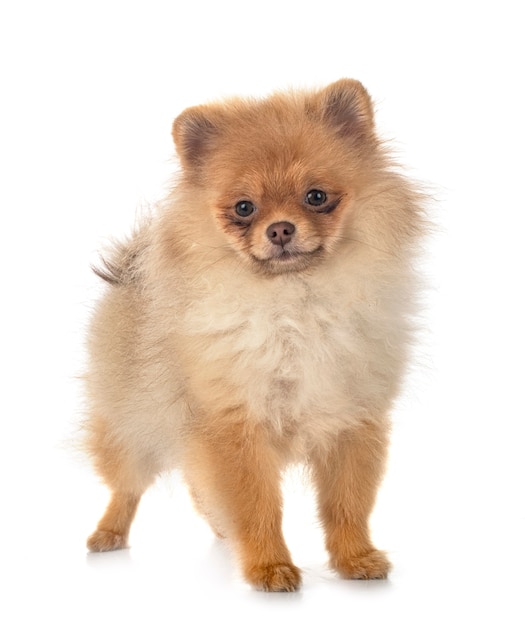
(172, 105, 224, 169)
(317, 79, 375, 140)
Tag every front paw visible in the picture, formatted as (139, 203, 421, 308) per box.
(245, 563, 302, 592)
(332, 549, 391, 580)
(87, 529, 128, 552)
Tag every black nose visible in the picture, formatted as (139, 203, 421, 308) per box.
(266, 221, 296, 246)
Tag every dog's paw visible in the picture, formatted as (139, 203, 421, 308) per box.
(332, 549, 391, 580)
(246, 563, 302, 592)
(87, 529, 128, 552)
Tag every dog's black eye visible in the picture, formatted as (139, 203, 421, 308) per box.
(235, 200, 256, 217)
(305, 189, 327, 206)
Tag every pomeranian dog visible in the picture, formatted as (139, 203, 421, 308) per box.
(84, 79, 424, 591)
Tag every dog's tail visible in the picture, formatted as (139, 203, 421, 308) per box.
(92, 226, 149, 287)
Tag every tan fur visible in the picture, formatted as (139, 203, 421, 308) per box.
(83, 79, 424, 591)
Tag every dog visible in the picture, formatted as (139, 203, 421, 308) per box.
(83, 78, 424, 591)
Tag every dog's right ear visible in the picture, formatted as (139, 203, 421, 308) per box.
(172, 105, 223, 169)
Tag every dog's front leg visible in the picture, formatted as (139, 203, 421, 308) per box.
(310, 418, 392, 580)
(184, 414, 301, 592)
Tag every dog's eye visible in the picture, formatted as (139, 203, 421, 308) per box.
(305, 189, 327, 207)
(235, 200, 256, 217)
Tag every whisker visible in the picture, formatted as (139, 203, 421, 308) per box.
(336, 234, 393, 256)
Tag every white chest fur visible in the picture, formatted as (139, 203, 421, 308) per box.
(173, 258, 406, 439)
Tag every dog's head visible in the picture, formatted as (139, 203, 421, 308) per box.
(172, 79, 379, 275)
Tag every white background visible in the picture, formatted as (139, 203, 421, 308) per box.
(1, 1, 524, 624)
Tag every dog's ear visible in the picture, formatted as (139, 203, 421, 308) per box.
(317, 79, 375, 140)
(172, 105, 223, 168)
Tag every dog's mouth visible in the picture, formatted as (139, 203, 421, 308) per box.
(250, 246, 324, 274)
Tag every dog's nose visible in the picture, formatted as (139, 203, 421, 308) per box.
(266, 221, 296, 246)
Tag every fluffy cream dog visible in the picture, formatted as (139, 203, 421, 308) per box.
(84, 79, 424, 591)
